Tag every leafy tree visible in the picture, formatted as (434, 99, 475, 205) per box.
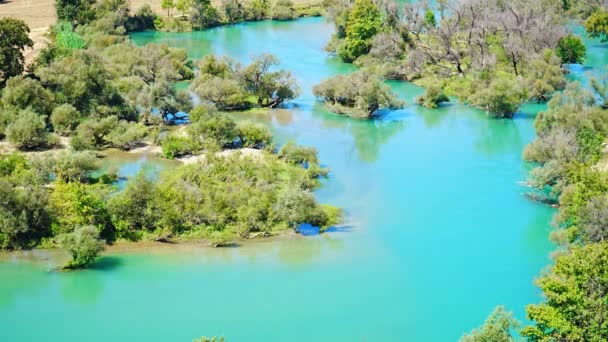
(237, 121, 272, 148)
(49, 181, 113, 236)
(415, 84, 449, 109)
(190, 54, 298, 110)
(126, 5, 157, 31)
(0, 18, 33, 87)
(60, 225, 104, 269)
(271, 0, 297, 20)
(55, 0, 96, 26)
(274, 187, 329, 228)
(460, 306, 519, 342)
(556, 34, 586, 64)
(337, 0, 383, 62)
(105, 120, 147, 150)
(187, 114, 238, 149)
(424, 10, 436, 28)
(51, 104, 81, 135)
(1, 76, 54, 116)
(70, 116, 119, 150)
(0, 179, 50, 249)
(190, 0, 221, 29)
(313, 71, 404, 118)
(6, 109, 49, 150)
(30, 149, 97, 183)
(585, 10, 608, 42)
(161, 0, 175, 17)
(108, 171, 156, 239)
(221, 0, 245, 22)
(522, 242, 608, 341)
(469, 76, 526, 118)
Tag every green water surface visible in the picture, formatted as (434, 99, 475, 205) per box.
(2, 17, 607, 341)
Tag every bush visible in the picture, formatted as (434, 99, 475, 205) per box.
(60, 225, 105, 269)
(415, 84, 449, 109)
(106, 120, 147, 150)
(278, 141, 318, 166)
(30, 149, 97, 183)
(51, 104, 81, 135)
(187, 115, 238, 149)
(313, 71, 404, 118)
(237, 121, 272, 148)
(274, 188, 329, 227)
(6, 109, 49, 150)
(556, 34, 586, 64)
(271, 0, 297, 20)
(108, 171, 155, 239)
(161, 136, 198, 158)
(468, 76, 526, 118)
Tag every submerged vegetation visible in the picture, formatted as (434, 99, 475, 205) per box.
(323, 0, 579, 118)
(0, 0, 341, 269)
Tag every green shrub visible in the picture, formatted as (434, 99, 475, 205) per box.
(237, 121, 272, 148)
(6, 109, 49, 150)
(51, 104, 81, 135)
(60, 225, 105, 269)
(161, 136, 198, 159)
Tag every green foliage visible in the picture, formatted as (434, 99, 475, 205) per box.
(271, 0, 297, 20)
(313, 71, 404, 118)
(108, 171, 155, 239)
(337, 0, 382, 62)
(1, 76, 54, 116)
(55, 0, 96, 26)
(424, 10, 436, 28)
(49, 181, 113, 236)
(161, 0, 175, 16)
(556, 34, 586, 64)
(237, 121, 273, 148)
(161, 136, 198, 159)
(60, 225, 104, 269)
(468, 76, 526, 118)
(30, 149, 97, 183)
(126, 5, 157, 32)
(70, 116, 118, 150)
(0, 18, 33, 87)
(6, 109, 49, 150)
(152, 152, 328, 237)
(585, 10, 608, 42)
(221, 0, 245, 22)
(190, 54, 299, 110)
(415, 84, 449, 109)
(105, 120, 147, 150)
(51, 104, 81, 135)
(190, 0, 221, 30)
(460, 306, 519, 342)
(0, 179, 50, 249)
(522, 242, 608, 341)
(278, 141, 318, 167)
(187, 114, 238, 149)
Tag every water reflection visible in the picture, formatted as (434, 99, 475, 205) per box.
(311, 103, 407, 163)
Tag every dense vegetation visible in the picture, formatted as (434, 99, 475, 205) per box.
(323, 0, 583, 118)
(0, 0, 340, 269)
(313, 71, 404, 118)
(153, 0, 323, 32)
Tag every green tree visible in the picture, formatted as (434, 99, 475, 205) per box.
(108, 171, 156, 239)
(585, 10, 608, 42)
(161, 0, 175, 17)
(1, 76, 54, 116)
(522, 242, 608, 341)
(415, 84, 449, 109)
(313, 71, 404, 118)
(0, 18, 33, 87)
(469, 76, 526, 118)
(6, 109, 49, 150)
(191, 0, 221, 29)
(0, 179, 50, 249)
(55, 0, 96, 26)
(51, 104, 81, 135)
(338, 0, 382, 62)
(460, 306, 519, 342)
(237, 121, 272, 148)
(60, 225, 104, 269)
(556, 34, 586, 64)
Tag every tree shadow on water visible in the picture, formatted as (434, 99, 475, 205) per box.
(88, 256, 124, 271)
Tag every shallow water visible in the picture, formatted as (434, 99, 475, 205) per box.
(2, 18, 607, 341)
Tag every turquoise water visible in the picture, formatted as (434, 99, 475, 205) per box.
(2, 17, 606, 341)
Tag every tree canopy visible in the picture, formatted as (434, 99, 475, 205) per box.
(0, 18, 33, 87)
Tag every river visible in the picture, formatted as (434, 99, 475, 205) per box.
(1, 16, 606, 341)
